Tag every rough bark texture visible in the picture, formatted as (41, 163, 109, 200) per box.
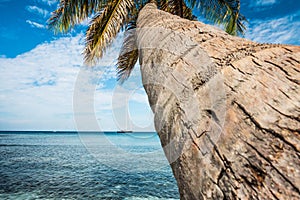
(136, 3, 300, 200)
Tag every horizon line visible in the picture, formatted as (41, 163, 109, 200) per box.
(0, 130, 156, 133)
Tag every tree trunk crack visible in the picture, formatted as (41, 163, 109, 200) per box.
(251, 58, 262, 66)
(171, 73, 189, 89)
(230, 64, 246, 75)
(224, 82, 238, 93)
(185, 126, 208, 156)
(238, 153, 267, 187)
(264, 60, 290, 76)
(281, 46, 293, 53)
(286, 76, 300, 85)
(266, 102, 300, 122)
(245, 140, 300, 195)
(203, 109, 221, 125)
(257, 80, 268, 88)
(206, 134, 239, 181)
(288, 56, 300, 64)
(255, 64, 276, 78)
(266, 184, 281, 200)
(276, 124, 300, 134)
(240, 174, 259, 197)
(233, 101, 300, 154)
(278, 88, 291, 100)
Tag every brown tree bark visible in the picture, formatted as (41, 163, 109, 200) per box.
(136, 3, 300, 200)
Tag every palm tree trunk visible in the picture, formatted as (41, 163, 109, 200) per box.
(136, 3, 300, 200)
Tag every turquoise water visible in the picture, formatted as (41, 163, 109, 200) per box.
(0, 132, 179, 199)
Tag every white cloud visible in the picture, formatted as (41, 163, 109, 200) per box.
(26, 5, 49, 18)
(0, 34, 85, 130)
(256, 0, 277, 6)
(26, 20, 46, 29)
(248, 0, 278, 11)
(245, 12, 300, 45)
(0, 33, 153, 131)
(252, 0, 277, 6)
(39, 0, 57, 6)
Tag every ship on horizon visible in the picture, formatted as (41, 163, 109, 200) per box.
(116, 130, 133, 133)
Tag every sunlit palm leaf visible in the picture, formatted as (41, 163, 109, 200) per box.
(169, 0, 184, 17)
(158, 0, 170, 12)
(187, 0, 246, 35)
(117, 28, 139, 83)
(181, 0, 195, 20)
(124, 2, 139, 30)
(159, 0, 194, 20)
(49, 0, 247, 83)
(84, 0, 135, 65)
(48, 0, 107, 33)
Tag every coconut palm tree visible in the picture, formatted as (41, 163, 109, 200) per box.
(48, 0, 246, 82)
(49, 1, 300, 199)
(135, 4, 300, 199)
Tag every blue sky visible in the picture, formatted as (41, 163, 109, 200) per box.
(0, 0, 299, 131)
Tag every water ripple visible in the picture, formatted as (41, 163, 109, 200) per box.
(0, 133, 179, 199)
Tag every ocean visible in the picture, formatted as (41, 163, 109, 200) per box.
(0, 132, 179, 199)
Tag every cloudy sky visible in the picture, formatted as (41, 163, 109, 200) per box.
(0, 0, 299, 131)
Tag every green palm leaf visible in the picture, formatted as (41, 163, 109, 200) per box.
(117, 28, 139, 83)
(48, 0, 247, 83)
(187, 0, 246, 35)
(84, 0, 135, 65)
(170, 0, 184, 17)
(48, 0, 107, 33)
(159, 0, 194, 20)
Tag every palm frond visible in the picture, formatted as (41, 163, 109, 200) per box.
(170, 0, 184, 17)
(123, 2, 139, 29)
(84, 0, 135, 65)
(48, 0, 107, 33)
(135, 0, 149, 9)
(181, 1, 195, 20)
(159, 0, 194, 20)
(187, 0, 247, 35)
(158, 0, 170, 12)
(117, 28, 138, 83)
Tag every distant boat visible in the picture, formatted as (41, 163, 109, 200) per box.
(117, 130, 133, 133)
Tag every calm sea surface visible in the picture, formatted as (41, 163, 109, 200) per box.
(0, 132, 179, 199)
